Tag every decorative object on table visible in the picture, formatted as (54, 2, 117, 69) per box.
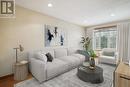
(44, 25, 67, 47)
(14, 60, 28, 81)
(80, 36, 91, 51)
(88, 49, 97, 69)
(13, 45, 24, 63)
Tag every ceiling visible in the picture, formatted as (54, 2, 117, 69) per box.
(16, 0, 130, 26)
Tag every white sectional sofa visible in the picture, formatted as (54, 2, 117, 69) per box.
(28, 48, 85, 83)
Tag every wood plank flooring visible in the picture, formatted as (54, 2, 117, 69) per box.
(0, 74, 32, 87)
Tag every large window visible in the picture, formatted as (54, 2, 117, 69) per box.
(93, 27, 117, 50)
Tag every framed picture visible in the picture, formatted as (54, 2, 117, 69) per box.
(44, 25, 67, 47)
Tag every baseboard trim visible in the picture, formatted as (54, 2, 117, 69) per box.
(0, 74, 13, 80)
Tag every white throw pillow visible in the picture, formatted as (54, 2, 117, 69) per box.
(35, 51, 47, 62)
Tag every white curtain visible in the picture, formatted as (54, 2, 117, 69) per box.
(117, 22, 130, 62)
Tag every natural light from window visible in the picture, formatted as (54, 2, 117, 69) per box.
(93, 27, 117, 50)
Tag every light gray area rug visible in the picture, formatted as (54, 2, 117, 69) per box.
(15, 64, 115, 87)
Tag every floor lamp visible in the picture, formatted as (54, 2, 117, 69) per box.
(14, 45, 24, 63)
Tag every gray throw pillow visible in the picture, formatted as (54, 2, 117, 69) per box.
(46, 53, 53, 62)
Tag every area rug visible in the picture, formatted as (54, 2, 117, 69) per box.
(14, 64, 115, 87)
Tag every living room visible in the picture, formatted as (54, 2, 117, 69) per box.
(0, 0, 130, 87)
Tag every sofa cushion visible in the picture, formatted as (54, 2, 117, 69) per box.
(58, 56, 81, 69)
(46, 59, 68, 79)
(55, 48, 67, 58)
(67, 48, 77, 55)
(100, 56, 115, 59)
(72, 54, 85, 63)
(34, 51, 47, 62)
(100, 56, 116, 64)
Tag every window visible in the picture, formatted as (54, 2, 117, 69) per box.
(93, 27, 117, 50)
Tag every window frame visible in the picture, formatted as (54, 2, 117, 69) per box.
(93, 27, 117, 50)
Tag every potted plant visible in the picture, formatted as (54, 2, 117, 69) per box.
(88, 49, 97, 69)
(80, 36, 91, 51)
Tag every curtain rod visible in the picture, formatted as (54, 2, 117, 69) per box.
(94, 25, 117, 30)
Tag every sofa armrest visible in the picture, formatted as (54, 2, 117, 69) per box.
(29, 58, 47, 83)
(77, 50, 90, 61)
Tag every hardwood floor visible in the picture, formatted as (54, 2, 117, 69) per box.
(0, 74, 32, 87)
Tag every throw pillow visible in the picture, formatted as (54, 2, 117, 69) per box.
(35, 51, 47, 62)
(46, 53, 53, 62)
(77, 50, 90, 61)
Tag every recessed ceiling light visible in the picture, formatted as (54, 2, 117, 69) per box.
(110, 13, 115, 17)
(48, 3, 53, 7)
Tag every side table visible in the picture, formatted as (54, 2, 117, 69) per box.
(14, 60, 28, 81)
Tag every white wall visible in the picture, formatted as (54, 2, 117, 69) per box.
(0, 6, 85, 77)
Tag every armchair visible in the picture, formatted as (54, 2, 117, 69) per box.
(99, 48, 117, 65)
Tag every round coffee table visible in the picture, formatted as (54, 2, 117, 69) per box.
(77, 65, 104, 83)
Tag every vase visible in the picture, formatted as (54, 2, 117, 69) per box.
(89, 57, 95, 69)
